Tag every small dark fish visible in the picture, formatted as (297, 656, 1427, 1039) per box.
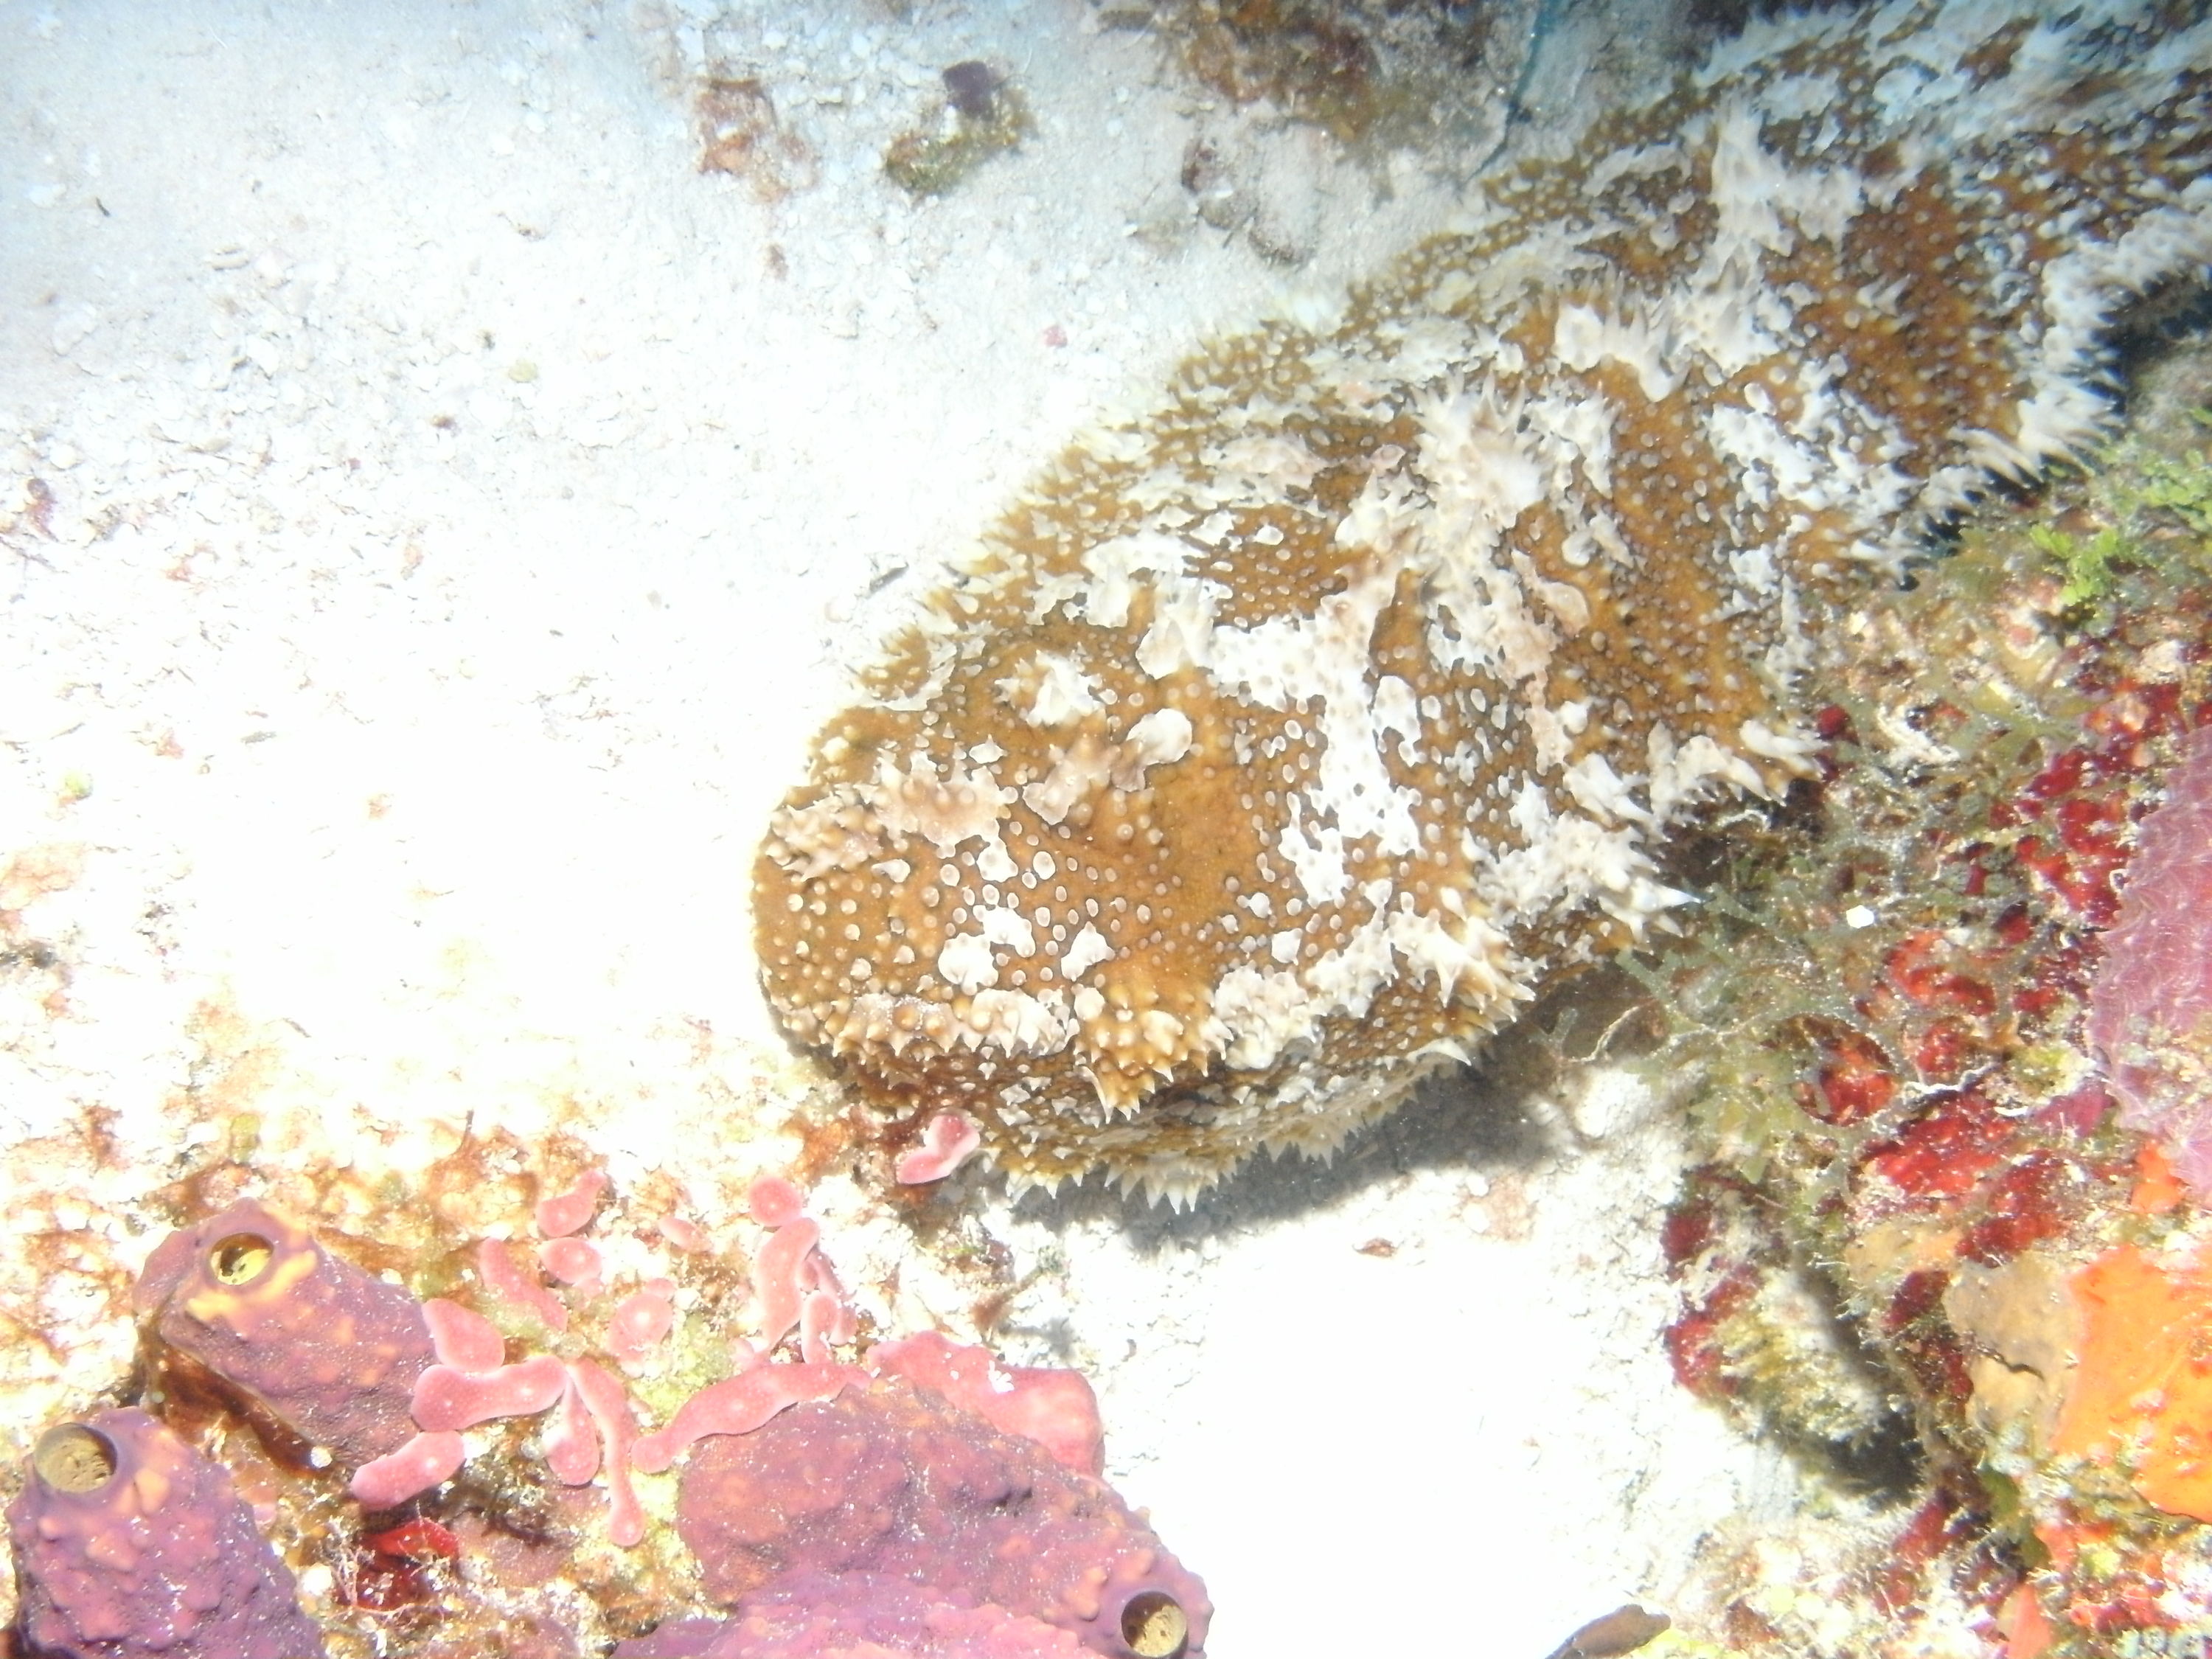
(1546, 1603, 1671, 1659)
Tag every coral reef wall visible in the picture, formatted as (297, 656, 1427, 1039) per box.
(1649, 348, 2212, 1653)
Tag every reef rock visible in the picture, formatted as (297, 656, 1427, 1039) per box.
(755, 0, 2212, 1199)
(6, 1408, 327, 1659)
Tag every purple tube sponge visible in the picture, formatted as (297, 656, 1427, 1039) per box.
(135, 1200, 434, 1467)
(675, 1378, 1208, 1659)
(2091, 726, 2212, 1196)
(614, 1574, 1091, 1658)
(7, 1407, 327, 1659)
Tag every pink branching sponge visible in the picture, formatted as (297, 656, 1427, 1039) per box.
(479, 1237, 570, 1331)
(535, 1169, 609, 1237)
(135, 1200, 434, 1468)
(873, 1330, 1104, 1477)
(2090, 726, 2212, 1195)
(895, 1115, 984, 1185)
(673, 1377, 1209, 1658)
(7, 1408, 327, 1659)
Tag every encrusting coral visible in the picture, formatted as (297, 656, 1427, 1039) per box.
(755, 0, 2212, 1200)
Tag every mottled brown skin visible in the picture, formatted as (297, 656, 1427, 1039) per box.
(757, 1, 2212, 1198)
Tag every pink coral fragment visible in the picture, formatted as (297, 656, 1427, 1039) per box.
(422, 1298, 507, 1373)
(753, 1216, 820, 1354)
(569, 1359, 646, 1548)
(538, 1235, 605, 1294)
(479, 1238, 568, 1332)
(895, 1113, 984, 1184)
(610, 1279, 678, 1366)
(535, 1169, 609, 1239)
(545, 1373, 600, 1485)
(799, 1290, 843, 1366)
(658, 1214, 712, 1253)
(748, 1175, 806, 1228)
(2091, 726, 2212, 1195)
(802, 1253, 858, 1349)
(983, 1369, 1103, 1480)
(411, 1354, 567, 1433)
(349, 1429, 467, 1509)
(630, 1362, 866, 1474)
(873, 1332, 1104, 1476)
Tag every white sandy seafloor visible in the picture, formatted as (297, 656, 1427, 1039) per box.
(0, 1, 1836, 1654)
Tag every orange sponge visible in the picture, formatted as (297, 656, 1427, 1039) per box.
(2054, 1241, 2212, 1522)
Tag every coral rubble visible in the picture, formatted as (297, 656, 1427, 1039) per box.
(695, 76, 818, 202)
(882, 63, 1032, 198)
(756, 0, 2212, 1200)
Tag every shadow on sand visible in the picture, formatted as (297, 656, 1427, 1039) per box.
(1006, 961, 1668, 1252)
